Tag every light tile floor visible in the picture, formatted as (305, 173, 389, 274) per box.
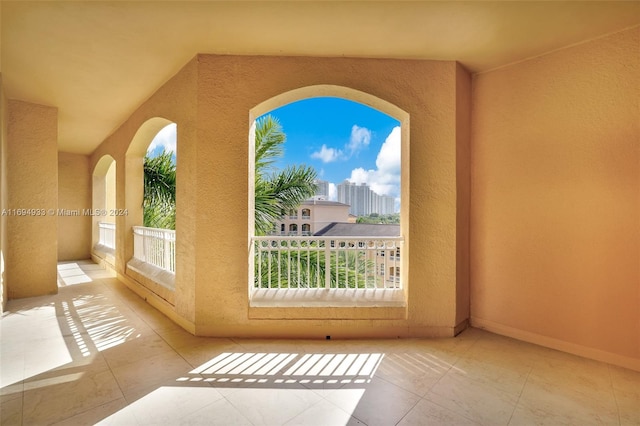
(1, 260, 639, 425)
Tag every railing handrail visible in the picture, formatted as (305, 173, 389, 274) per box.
(133, 225, 176, 235)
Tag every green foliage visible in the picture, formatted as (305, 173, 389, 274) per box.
(254, 115, 317, 235)
(356, 213, 400, 224)
(143, 149, 176, 229)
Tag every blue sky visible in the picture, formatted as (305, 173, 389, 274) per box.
(260, 97, 401, 202)
(147, 123, 176, 159)
(147, 97, 401, 204)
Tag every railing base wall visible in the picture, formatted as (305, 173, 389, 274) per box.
(193, 323, 459, 339)
(92, 245, 116, 269)
(126, 259, 175, 305)
(249, 288, 407, 319)
(89, 255, 195, 335)
(250, 306, 406, 320)
(116, 270, 195, 335)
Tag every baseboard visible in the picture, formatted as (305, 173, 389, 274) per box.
(454, 318, 469, 336)
(470, 317, 640, 372)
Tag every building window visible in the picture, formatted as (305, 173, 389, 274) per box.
(289, 224, 298, 235)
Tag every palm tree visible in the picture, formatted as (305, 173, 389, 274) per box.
(143, 149, 176, 229)
(254, 115, 317, 235)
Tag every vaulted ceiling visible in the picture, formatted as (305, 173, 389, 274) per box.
(1, 1, 639, 154)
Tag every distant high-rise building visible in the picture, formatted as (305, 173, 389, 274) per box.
(337, 180, 396, 216)
(313, 179, 329, 199)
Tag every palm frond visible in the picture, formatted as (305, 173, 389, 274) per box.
(254, 115, 285, 175)
(143, 149, 176, 229)
(253, 116, 318, 235)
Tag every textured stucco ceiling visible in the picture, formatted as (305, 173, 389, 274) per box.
(1, 1, 639, 154)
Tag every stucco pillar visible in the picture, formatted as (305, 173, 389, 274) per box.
(6, 100, 58, 298)
(455, 63, 471, 331)
(58, 152, 91, 261)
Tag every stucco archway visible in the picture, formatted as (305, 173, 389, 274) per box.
(123, 117, 176, 274)
(248, 85, 410, 298)
(92, 155, 116, 264)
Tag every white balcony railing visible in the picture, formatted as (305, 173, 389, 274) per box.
(98, 222, 116, 249)
(132, 226, 176, 273)
(253, 236, 403, 290)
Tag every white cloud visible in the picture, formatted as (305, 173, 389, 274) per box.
(347, 126, 401, 199)
(376, 126, 401, 174)
(148, 123, 177, 154)
(347, 125, 371, 155)
(310, 124, 372, 163)
(311, 144, 343, 163)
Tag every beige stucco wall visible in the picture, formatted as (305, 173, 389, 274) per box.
(90, 54, 471, 338)
(6, 100, 58, 298)
(470, 27, 640, 368)
(193, 55, 469, 337)
(58, 152, 91, 261)
(310, 204, 351, 234)
(90, 57, 199, 325)
(455, 63, 472, 329)
(1, 74, 7, 312)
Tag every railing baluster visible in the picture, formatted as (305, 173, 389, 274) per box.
(251, 236, 403, 291)
(132, 226, 176, 275)
(324, 240, 331, 289)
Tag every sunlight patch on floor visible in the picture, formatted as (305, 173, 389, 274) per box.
(57, 262, 93, 286)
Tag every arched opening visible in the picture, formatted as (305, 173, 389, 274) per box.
(92, 155, 116, 265)
(249, 85, 409, 302)
(125, 118, 177, 297)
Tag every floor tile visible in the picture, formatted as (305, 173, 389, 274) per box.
(52, 398, 130, 426)
(449, 355, 531, 395)
(397, 398, 480, 426)
(326, 377, 421, 426)
(224, 385, 323, 425)
(425, 369, 518, 425)
(101, 333, 176, 369)
(1, 394, 23, 426)
(514, 374, 619, 425)
(179, 396, 257, 425)
(21, 368, 123, 425)
(110, 350, 192, 399)
(614, 387, 640, 426)
(285, 398, 365, 426)
(116, 384, 226, 425)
